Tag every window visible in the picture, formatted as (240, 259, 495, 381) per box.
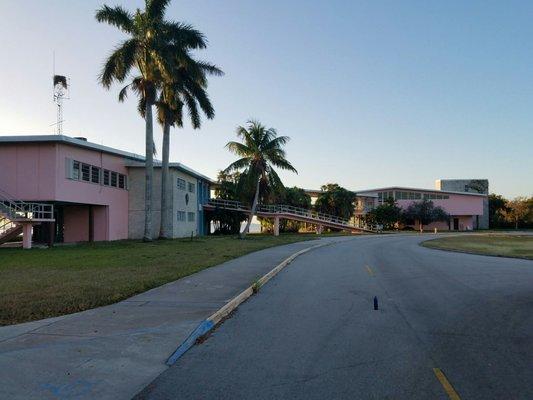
(188, 182, 195, 193)
(177, 178, 186, 190)
(118, 174, 126, 189)
(103, 170, 110, 186)
(66, 158, 126, 190)
(72, 161, 80, 180)
(110, 172, 117, 187)
(81, 164, 91, 182)
(177, 211, 186, 222)
(188, 212, 195, 222)
(91, 166, 100, 184)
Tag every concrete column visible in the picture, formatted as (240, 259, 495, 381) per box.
(273, 216, 280, 237)
(316, 224, 323, 235)
(22, 223, 32, 250)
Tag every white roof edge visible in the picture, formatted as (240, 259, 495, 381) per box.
(0, 134, 214, 183)
(355, 186, 487, 197)
(0, 134, 145, 161)
(125, 160, 214, 183)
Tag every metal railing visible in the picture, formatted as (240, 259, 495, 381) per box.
(0, 188, 54, 221)
(205, 199, 375, 231)
(0, 216, 19, 236)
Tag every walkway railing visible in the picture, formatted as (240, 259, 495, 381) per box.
(204, 198, 375, 232)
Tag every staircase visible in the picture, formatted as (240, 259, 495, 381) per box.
(0, 188, 54, 248)
(203, 199, 376, 233)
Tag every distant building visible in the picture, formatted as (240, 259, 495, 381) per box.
(435, 179, 489, 229)
(0, 135, 213, 245)
(307, 181, 489, 231)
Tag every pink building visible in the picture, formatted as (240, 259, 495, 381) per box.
(355, 186, 487, 231)
(0, 135, 213, 246)
(0, 135, 137, 243)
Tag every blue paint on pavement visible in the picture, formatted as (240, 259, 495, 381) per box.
(166, 320, 215, 366)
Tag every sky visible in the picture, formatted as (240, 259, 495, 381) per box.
(1, 0, 532, 198)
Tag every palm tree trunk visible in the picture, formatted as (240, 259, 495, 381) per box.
(159, 122, 171, 239)
(240, 177, 261, 239)
(143, 101, 154, 242)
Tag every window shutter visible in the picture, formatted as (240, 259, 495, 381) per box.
(65, 158, 73, 179)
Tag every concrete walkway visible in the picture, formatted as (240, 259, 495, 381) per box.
(0, 236, 353, 400)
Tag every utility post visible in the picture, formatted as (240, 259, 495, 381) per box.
(273, 216, 280, 236)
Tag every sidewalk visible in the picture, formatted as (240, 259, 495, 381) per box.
(0, 236, 352, 400)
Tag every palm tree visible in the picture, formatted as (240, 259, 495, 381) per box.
(95, 0, 206, 241)
(224, 121, 297, 238)
(157, 63, 222, 239)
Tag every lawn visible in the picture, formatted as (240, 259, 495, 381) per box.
(422, 234, 533, 260)
(0, 234, 323, 326)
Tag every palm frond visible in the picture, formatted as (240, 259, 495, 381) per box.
(195, 61, 224, 77)
(185, 81, 214, 119)
(146, 0, 171, 20)
(226, 141, 252, 157)
(267, 155, 297, 173)
(183, 91, 201, 129)
(95, 5, 135, 33)
(162, 21, 207, 49)
(223, 157, 252, 173)
(99, 39, 138, 88)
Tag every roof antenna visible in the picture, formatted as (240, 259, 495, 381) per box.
(52, 51, 69, 135)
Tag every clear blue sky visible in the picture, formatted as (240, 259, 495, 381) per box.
(1, 0, 532, 198)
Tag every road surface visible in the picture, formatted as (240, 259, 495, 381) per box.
(136, 235, 533, 399)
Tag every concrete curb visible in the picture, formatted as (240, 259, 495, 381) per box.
(165, 239, 340, 366)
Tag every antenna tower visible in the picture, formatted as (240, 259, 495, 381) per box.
(53, 74, 68, 135)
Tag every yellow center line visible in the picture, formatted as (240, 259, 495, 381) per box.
(365, 265, 374, 276)
(433, 368, 461, 400)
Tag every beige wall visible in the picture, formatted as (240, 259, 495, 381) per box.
(128, 167, 199, 239)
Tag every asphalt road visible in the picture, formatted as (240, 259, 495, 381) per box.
(136, 235, 533, 400)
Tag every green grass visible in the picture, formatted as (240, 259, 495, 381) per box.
(422, 234, 533, 260)
(0, 234, 324, 326)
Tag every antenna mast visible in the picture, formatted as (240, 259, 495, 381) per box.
(53, 74, 68, 135)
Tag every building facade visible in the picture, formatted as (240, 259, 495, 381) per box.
(435, 179, 489, 229)
(355, 185, 486, 230)
(308, 180, 488, 231)
(127, 162, 212, 239)
(0, 135, 213, 244)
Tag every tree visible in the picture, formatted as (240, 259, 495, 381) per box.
(96, 0, 207, 241)
(403, 199, 450, 232)
(504, 197, 531, 229)
(223, 120, 297, 238)
(365, 198, 402, 230)
(284, 187, 312, 209)
(488, 193, 509, 228)
(157, 61, 222, 239)
(314, 184, 356, 220)
(210, 171, 247, 234)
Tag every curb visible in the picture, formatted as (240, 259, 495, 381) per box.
(166, 239, 340, 366)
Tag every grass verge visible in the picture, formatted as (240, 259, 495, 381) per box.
(422, 234, 533, 260)
(0, 233, 325, 326)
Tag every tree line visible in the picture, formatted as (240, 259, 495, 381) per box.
(489, 194, 533, 229)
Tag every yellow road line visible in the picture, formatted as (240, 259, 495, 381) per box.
(433, 368, 461, 400)
(365, 265, 374, 276)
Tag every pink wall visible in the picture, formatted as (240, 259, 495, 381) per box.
(395, 193, 484, 216)
(63, 206, 89, 242)
(0, 143, 57, 200)
(0, 142, 129, 241)
(55, 144, 128, 241)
